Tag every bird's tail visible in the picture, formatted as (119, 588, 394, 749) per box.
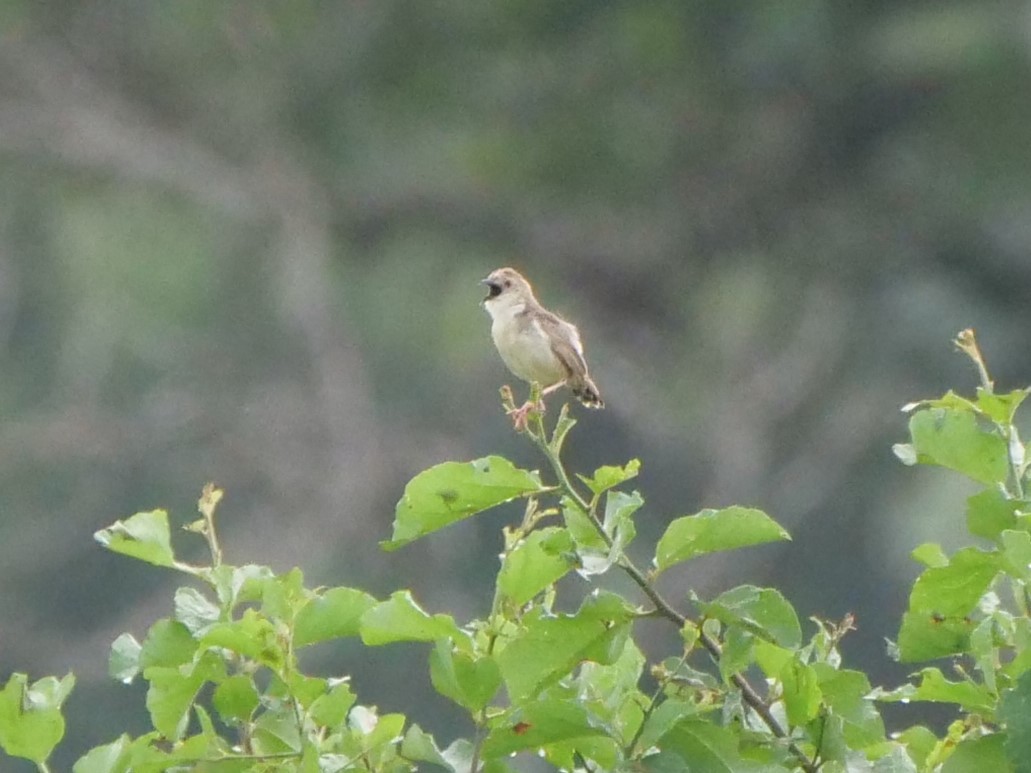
(573, 376, 604, 409)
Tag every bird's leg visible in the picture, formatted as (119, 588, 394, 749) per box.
(539, 381, 565, 397)
(507, 400, 536, 432)
(505, 382, 558, 431)
(512, 381, 567, 427)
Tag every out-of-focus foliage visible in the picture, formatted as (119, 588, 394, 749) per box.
(1, 1, 1030, 768)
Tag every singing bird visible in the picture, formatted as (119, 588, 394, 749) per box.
(481, 267, 603, 428)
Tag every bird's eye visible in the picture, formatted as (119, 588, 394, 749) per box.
(503, 280, 511, 288)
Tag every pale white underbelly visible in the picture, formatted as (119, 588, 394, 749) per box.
(492, 317, 566, 385)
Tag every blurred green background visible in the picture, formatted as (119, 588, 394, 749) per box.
(3, 1, 1031, 767)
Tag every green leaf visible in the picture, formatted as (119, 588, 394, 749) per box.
(144, 652, 224, 740)
(911, 543, 949, 568)
(140, 620, 197, 669)
(967, 489, 1022, 542)
(639, 750, 692, 771)
(299, 745, 320, 773)
(193, 703, 218, 746)
(893, 443, 918, 466)
(143, 667, 193, 741)
(213, 675, 259, 724)
(717, 627, 754, 682)
(635, 700, 706, 756)
(23, 674, 75, 712)
(200, 609, 282, 667)
(573, 490, 642, 577)
(358, 710, 406, 755)
(124, 727, 217, 770)
(295, 587, 378, 646)
(808, 712, 847, 768)
(92, 733, 180, 772)
(1002, 530, 1031, 581)
(658, 719, 780, 772)
(543, 734, 619, 771)
(907, 407, 1009, 485)
(400, 724, 451, 769)
(309, 681, 356, 729)
(941, 734, 1010, 773)
(211, 563, 275, 609)
(359, 591, 464, 646)
(603, 490, 641, 546)
(812, 664, 885, 748)
(497, 527, 576, 606)
(1003, 617, 1031, 682)
(1000, 670, 1031, 772)
(73, 734, 131, 773)
(894, 725, 938, 770)
(283, 673, 328, 710)
(563, 497, 607, 551)
(0, 673, 74, 764)
(654, 507, 789, 572)
(260, 567, 309, 622)
(496, 592, 633, 702)
(976, 387, 1030, 425)
(252, 702, 301, 755)
(906, 391, 981, 415)
(576, 641, 647, 746)
(577, 639, 645, 705)
(872, 744, 921, 772)
(383, 456, 545, 550)
(780, 659, 821, 726)
(94, 510, 179, 568)
(871, 667, 995, 713)
(109, 633, 142, 685)
(429, 641, 501, 712)
(695, 585, 801, 648)
(578, 459, 641, 495)
(753, 640, 793, 679)
(481, 700, 608, 757)
(896, 611, 974, 661)
(909, 547, 999, 616)
(439, 738, 477, 772)
(174, 587, 221, 635)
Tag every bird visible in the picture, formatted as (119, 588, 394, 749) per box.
(481, 267, 603, 429)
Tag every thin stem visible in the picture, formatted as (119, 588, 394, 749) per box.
(469, 626, 503, 773)
(202, 751, 301, 762)
(205, 516, 223, 567)
(469, 723, 487, 773)
(627, 653, 690, 755)
(954, 329, 993, 393)
(198, 483, 224, 567)
(473, 495, 540, 773)
(525, 406, 818, 773)
(1008, 427, 1026, 500)
(954, 330, 1027, 499)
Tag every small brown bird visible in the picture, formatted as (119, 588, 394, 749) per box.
(481, 267, 603, 427)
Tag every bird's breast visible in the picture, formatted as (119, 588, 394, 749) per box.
(491, 313, 566, 385)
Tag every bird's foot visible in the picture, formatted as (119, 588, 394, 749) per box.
(507, 399, 545, 432)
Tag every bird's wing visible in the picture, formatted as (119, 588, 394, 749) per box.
(536, 309, 588, 379)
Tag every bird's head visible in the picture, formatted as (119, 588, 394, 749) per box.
(481, 267, 536, 313)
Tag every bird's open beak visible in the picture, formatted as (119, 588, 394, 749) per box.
(481, 278, 501, 302)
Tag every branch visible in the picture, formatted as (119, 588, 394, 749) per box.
(516, 398, 817, 773)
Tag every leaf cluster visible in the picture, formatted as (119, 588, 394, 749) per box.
(4, 331, 1031, 771)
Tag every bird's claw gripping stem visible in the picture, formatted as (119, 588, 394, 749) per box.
(500, 383, 546, 432)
